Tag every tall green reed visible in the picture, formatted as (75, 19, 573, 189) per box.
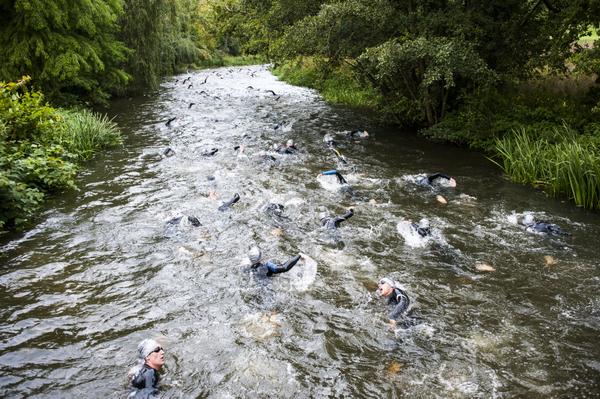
(494, 126, 600, 209)
(57, 109, 122, 161)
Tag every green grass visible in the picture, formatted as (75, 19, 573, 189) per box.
(494, 126, 600, 209)
(578, 28, 599, 46)
(272, 58, 382, 109)
(57, 109, 122, 161)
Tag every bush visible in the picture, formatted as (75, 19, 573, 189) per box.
(0, 77, 122, 231)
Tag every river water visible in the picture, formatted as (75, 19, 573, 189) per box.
(1, 66, 599, 398)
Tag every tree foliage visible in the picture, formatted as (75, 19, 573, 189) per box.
(0, 0, 130, 104)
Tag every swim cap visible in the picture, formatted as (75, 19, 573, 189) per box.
(378, 277, 395, 288)
(137, 339, 161, 360)
(248, 246, 262, 265)
(523, 214, 534, 225)
(286, 139, 294, 147)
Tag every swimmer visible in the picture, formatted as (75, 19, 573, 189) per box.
(377, 278, 410, 326)
(248, 246, 302, 278)
(417, 173, 457, 188)
(128, 339, 165, 398)
(411, 218, 431, 237)
(318, 169, 347, 185)
(323, 133, 337, 148)
(218, 193, 240, 211)
(521, 214, 568, 236)
(273, 139, 298, 154)
(347, 129, 369, 139)
(265, 203, 285, 218)
(320, 208, 354, 230)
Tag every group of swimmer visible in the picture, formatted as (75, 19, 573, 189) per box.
(130, 73, 569, 397)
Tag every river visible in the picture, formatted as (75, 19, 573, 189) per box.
(1, 65, 599, 398)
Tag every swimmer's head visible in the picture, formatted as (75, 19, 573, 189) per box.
(419, 218, 430, 229)
(377, 277, 395, 297)
(523, 214, 534, 225)
(137, 339, 165, 370)
(248, 246, 262, 265)
(286, 139, 294, 148)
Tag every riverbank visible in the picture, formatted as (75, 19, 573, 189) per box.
(0, 77, 122, 232)
(273, 58, 600, 210)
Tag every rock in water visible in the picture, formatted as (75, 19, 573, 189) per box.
(475, 262, 496, 272)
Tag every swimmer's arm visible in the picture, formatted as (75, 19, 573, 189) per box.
(266, 255, 301, 274)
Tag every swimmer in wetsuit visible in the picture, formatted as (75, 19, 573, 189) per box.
(218, 193, 240, 211)
(417, 173, 457, 188)
(521, 214, 568, 236)
(318, 169, 348, 185)
(377, 278, 411, 326)
(128, 339, 165, 399)
(248, 246, 301, 278)
(410, 218, 431, 237)
(274, 139, 298, 154)
(320, 208, 354, 230)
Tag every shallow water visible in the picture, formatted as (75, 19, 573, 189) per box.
(1, 65, 599, 398)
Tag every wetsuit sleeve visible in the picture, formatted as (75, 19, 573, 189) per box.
(321, 170, 338, 176)
(332, 209, 354, 228)
(335, 172, 347, 184)
(427, 173, 451, 184)
(266, 255, 301, 275)
(389, 289, 410, 320)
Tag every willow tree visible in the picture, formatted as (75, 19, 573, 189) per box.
(0, 0, 130, 104)
(119, 0, 203, 91)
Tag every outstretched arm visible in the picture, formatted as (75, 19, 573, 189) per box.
(266, 255, 301, 275)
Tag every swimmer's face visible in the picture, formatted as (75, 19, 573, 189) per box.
(145, 346, 165, 370)
(377, 282, 394, 297)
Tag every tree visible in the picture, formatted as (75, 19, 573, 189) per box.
(0, 0, 130, 104)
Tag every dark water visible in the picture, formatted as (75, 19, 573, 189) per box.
(1, 65, 599, 398)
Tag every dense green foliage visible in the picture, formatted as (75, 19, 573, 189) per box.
(0, 77, 122, 231)
(0, 0, 130, 105)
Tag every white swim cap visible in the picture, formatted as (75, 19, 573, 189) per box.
(137, 339, 161, 360)
(248, 246, 262, 265)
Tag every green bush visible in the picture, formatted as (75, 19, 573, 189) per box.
(0, 77, 122, 231)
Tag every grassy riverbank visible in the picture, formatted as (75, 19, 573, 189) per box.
(0, 77, 122, 232)
(273, 58, 600, 210)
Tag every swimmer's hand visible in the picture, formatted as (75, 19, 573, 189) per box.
(388, 319, 397, 328)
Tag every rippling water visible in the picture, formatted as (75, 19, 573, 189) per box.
(1, 66, 599, 398)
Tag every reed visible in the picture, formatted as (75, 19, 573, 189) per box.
(57, 109, 122, 161)
(495, 126, 600, 209)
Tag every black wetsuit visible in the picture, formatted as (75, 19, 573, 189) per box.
(526, 221, 567, 236)
(410, 223, 431, 237)
(276, 145, 298, 154)
(321, 169, 347, 185)
(218, 193, 240, 211)
(387, 287, 410, 321)
(251, 255, 301, 278)
(418, 173, 452, 186)
(130, 364, 159, 399)
(321, 209, 354, 230)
